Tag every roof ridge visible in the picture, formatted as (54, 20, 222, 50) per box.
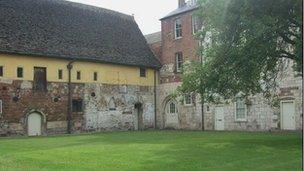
(145, 31, 161, 37)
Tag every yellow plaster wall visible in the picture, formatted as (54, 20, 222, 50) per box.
(0, 54, 156, 86)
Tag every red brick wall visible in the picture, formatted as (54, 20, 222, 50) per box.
(160, 10, 200, 65)
(0, 80, 84, 135)
(149, 42, 162, 62)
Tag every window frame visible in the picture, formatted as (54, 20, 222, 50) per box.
(174, 18, 182, 39)
(33, 67, 47, 92)
(93, 72, 98, 81)
(58, 69, 63, 80)
(191, 15, 198, 34)
(72, 99, 83, 113)
(175, 52, 183, 73)
(76, 71, 81, 80)
(235, 97, 247, 122)
(17, 67, 23, 78)
(166, 100, 178, 114)
(0, 66, 3, 77)
(140, 68, 146, 78)
(184, 94, 193, 106)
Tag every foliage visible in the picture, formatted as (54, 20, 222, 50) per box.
(179, 0, 303, 101)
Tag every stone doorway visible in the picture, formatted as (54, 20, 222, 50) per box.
(134, 103, 143, 130)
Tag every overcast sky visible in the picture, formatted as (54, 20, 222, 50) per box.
(67, 0, 177, 35)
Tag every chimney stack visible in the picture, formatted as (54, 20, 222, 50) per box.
(178, 0, 186, 8)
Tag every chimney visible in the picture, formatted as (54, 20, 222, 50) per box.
(178, 0, 186, 8)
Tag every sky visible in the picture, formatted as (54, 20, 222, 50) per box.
(67, 0, 177, 35)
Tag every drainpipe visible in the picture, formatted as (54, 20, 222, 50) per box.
(154, 70, 157, 129)
(67, 61, 74, 134)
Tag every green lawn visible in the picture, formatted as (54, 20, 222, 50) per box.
(0, 131, 301, 171)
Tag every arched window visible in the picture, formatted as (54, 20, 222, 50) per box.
(109, 97, 116, 111)
(166, 100, 178, 114)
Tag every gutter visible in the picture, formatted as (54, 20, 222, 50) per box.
(154, 70, 157, 129)
(67, 61, 74, 134)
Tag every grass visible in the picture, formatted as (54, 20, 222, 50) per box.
(0, 131, 301, 171)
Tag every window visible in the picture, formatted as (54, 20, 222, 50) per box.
(175, 52, 183, 73)
(169, 102, 177, 114)
(72, 99, 83, 112)
(235, 97, 247, 121)
(184, 94, 193, 106)
(58, 69, 63, 80)
(17, 67, 23, 78)
(109, 97, 116, 111)
(140, 68, 146, 77)
(166, 100, 178, 114)
(77, 71, 81, 80)
(0, 66, 3, 77)
(174, 19, 182, 39)
(192, 15, 202, 34)
(33, 67, 47, 91)
(93, 72, 98, 81)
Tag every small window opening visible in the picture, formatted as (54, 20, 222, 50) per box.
(77, 71, 81, 80)
(58, 69, 63, 80)
(140, 68, 146, 77)
(94, 72, 98, 81)
(17, 67, 23, 78)
(72, 99, 83, 112)
(0, 66, 3, 77)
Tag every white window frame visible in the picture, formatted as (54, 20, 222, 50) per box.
(175, 52, 183, 73)
(235, 97, 247, 122)
(166, 100, 178, 114)
(174, 18, 182, 39)
(184, 94, 193, 106)
(191, 15, 200, 34)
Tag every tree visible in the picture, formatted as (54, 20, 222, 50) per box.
(177, 0, 302, 129)
(179, 0, 302, 100)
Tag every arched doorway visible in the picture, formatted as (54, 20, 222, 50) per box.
(164, 100, 179, 129)
(27, 112, 42, 136)
(134, 103, 143, 131)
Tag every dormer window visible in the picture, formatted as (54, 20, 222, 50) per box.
(174, 19, 182, 39)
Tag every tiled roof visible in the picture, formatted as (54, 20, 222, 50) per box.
(0, 0, 161, 68)
(145, 32, 161, 44)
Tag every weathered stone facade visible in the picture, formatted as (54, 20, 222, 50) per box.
(0, 78, 156, 136)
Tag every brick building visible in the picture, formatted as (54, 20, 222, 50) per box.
(0, 0, 161, 136)
(147, 0, 302, 131)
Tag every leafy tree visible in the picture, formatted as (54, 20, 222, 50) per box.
(179, 0, 302, 99)
(177, 0, 302, 129)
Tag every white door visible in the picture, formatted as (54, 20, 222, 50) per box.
(28, 113, 42, 136)
(281, 101, 295, 130)
(215, 107, 225, 131)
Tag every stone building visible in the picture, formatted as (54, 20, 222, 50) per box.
(0, 0, 161, 136)
(147, 0, 302, 131)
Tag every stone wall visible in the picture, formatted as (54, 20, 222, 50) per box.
(156, 82, 201, 130)
(155, 61, 302, 131)
(83, 84, 155, 131)
(0, 78, 156, 136)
